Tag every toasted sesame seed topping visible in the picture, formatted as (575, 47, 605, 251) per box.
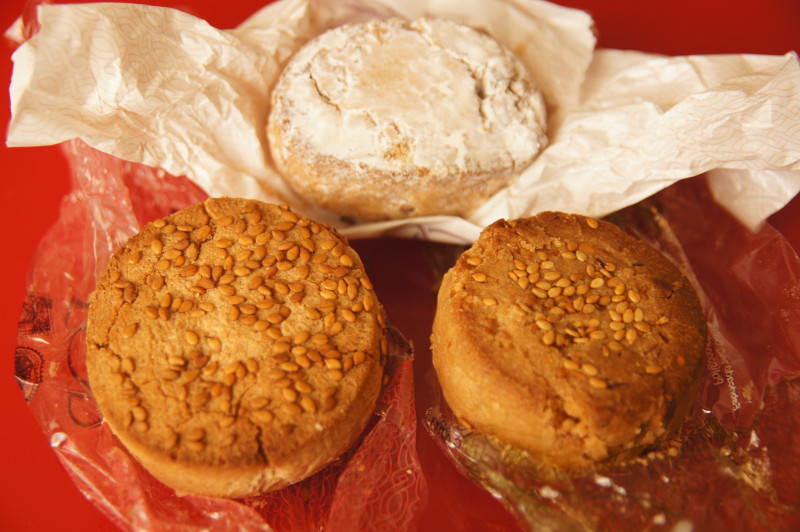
(95, 199, 388, 467)
(121, 323, 138, 339)
(589, 377, 608, 389)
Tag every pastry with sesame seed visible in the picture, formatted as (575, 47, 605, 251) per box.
(431, 212, 707, 472)
(266, 17, 547, 221)
(86, 197, 386, 497)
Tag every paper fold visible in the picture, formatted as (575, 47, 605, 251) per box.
(7, 0, 800, 241)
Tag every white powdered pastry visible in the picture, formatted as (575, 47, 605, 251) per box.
(267, 17, 548, 221)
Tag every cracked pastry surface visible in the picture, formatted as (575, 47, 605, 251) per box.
(431, 212, 707, 472)
(86, 197, 386, 497)
(266, 17, 547, 221)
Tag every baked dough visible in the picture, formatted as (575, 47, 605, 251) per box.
(266, 17, 547, 221)
(431, 212, 707, 471)
(86, 198, 386, 497)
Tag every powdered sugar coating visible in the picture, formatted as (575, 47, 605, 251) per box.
(267, 18, 547, 221)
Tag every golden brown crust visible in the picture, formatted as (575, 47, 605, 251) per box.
(431, 212, 707, 472)
(86, 198, 386, 497)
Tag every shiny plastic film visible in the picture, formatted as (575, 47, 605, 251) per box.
(13, 139, 427, 531)
(423, 177, 800, 531)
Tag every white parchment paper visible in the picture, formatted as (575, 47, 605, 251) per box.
(7, 0, 800, 244)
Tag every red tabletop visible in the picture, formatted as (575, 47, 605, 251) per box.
(1, 1, 798, 531)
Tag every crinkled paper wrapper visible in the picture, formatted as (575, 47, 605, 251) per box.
(7, 0, 800, 243)
(424, 176, 800, 530)
(14, 140, 426, 531)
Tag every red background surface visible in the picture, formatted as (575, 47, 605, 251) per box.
(1, 1, 798, 530)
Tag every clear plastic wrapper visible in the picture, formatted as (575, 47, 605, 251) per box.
(423, 176, 800, 531)
(13, 139, 427, 531)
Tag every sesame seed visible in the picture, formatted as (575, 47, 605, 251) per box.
(282, 403, 302, 415)
(233, 266, 251, 277)
(363, 295, 375, 311)
(300, 397, 317, 413)
(590, 330, 606, 340)
(253, 410, 275, 424)
(589, 377, 607, 389)
(184, 428, 205, 442)
(121, 323, 138, 339)
(607, 340, 623, 352)
(162, 369, 180, 380)
(582, 363, 599, 376)
(182, 369, 201, 383)
(195, 225, 212, 240)
(360, 276, 374, 291)
(542, 330, 556, 345)
(239, 304, 257, 315)
(282, 388, 299, 402)
(532, 288, 547, 299)
(280, 361, 300, 372)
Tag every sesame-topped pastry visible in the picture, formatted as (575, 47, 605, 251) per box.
(86, 197, 386, 497)
(431, 212, 707, 472)
(266, 17, 548, 221)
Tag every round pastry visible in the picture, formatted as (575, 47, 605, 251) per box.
(431, 212, 707, 472)
(266, 17, 547, 221)
(86, 197, 386, 497)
